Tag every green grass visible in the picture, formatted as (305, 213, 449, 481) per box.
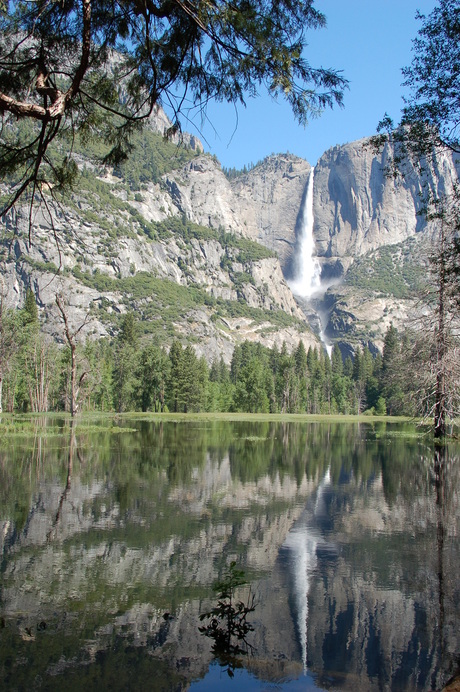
(151, 217, 276, 262)
(74, 411, 415, 424)
(0, 411, 421, 450)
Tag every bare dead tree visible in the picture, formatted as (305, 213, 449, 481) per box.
(55, 294, 91, 416)
(401, 198, 460, 437)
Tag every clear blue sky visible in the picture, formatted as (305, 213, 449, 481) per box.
(182, 0, 437, 170)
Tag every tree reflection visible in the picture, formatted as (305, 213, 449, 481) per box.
(0, 419, 459, 690)
(435, 446, 446, 666)
(199, 562, 256, 678)
(46, 420, 76, 541)
(433, 444, 459, 685)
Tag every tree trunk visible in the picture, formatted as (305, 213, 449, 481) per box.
(434, 223, 447, 439)
(70, 341, 77, 417)
(55, 294, 88, 417)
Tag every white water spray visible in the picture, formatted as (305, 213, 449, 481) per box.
(288, 168, 322, 299)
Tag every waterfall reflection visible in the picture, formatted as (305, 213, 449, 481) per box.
(281, 467, 332, 672)
(1, 421, 459, 690)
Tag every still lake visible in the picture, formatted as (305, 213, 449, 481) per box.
(0, 417, 458, 691)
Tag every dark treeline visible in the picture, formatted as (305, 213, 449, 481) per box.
(1, 291, 419, 417)
(221, 162, 257, 180)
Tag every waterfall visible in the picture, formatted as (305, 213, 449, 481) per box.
(288, 168, 333, 357)
(288, 168, 322, 298)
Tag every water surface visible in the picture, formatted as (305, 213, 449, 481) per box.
(0, 418, 458, 690)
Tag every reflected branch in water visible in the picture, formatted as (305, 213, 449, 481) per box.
(46, 420, 78, 542)
(433, 445, 460, 686)
(199, 562, 257, 677)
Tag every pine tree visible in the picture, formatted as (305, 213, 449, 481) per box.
(343, 356, 354, 378)
(168, 340, 186, 413)
(233, 356, 270, 413)
(294, 341, 309, 412)
(22, 289, 39, 327)
(331, 345, 343, 377)
(372, 0, 460, 433)
(380, 325, 405, 416)
(135, 341, 169, 412)
(113, 314, 139, 412)
(119, 313, 138, 347)
(0, 291, 20, 413)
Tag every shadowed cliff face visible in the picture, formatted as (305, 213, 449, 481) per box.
(312, 138, 458, 267)
(1, 420, 458, 690)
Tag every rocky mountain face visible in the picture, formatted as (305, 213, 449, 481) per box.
(230, 154, 312, 267)
(314, 139, 427, 266)
(142, 148, 315, 283)
(1, 107, 458, 358)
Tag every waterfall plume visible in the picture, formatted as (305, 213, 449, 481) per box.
(288, 168, 321, 298)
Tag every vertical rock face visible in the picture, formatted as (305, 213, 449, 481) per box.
(199, 137, 458, 286)
(312, 138, 458, 270)
(164, 156, 247, 234)
(230, 154, 311, 269)
(163, 153, 311, 274)
(297, 137, 460, 349)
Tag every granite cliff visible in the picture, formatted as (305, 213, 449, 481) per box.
(309, 138, 459, 350)
(1, 108, 458, 358)
(0, 132, 319, 363)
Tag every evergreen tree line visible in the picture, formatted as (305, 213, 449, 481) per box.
(1, 291, 438, 418)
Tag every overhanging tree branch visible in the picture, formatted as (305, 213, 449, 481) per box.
(0, 0, 348, 221)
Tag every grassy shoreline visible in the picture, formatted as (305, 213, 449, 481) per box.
(0, 410, 419, 438)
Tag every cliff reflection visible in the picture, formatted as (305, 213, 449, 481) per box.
(0, 420, 458, 690)
(277, 443, 459, 692)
